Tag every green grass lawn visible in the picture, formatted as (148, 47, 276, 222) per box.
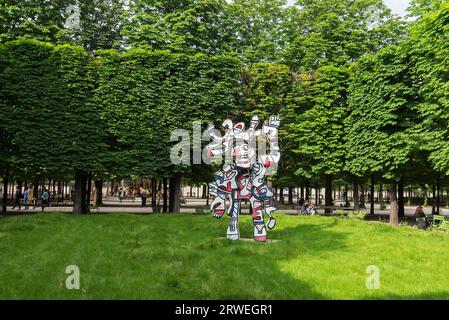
(1, 212, 449, 299)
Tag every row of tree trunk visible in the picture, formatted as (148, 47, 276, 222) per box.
(275, 175, 443, 226)
(1, 176, 73, 213)
(2, 171, 444, 222)
(71, 170, 182, 214)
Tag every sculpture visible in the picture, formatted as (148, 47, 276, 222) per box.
(207, 115, 281, 242)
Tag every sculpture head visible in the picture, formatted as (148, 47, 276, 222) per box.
(232, 142, 256, 169)
(207, 115, 280, 171)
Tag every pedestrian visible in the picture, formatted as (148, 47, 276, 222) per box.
(29, 187, 34, 209)
(41, 188, 49, 212)
(118, 187, 124, 203)
(12, 186, 21, 210)
(298, 197, 307, 214)
(23, 186, 29, 210)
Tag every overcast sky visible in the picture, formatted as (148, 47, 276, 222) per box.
(286, 0, 411, 16)
(383, 0, 410, 16)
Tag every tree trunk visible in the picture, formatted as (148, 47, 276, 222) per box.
(379, 182, 383, 206)
(353, 176, 360, 211)
(446, 189, 449, 208)
(398, 178, 405, 218)
(344, 184, 349, 207)
(163, 178, 168, 212)
(33, 179, 39, 199)
(390, 182, 399, 225)
(57, 180, 62, 200)
(151, 179, 157, 207)
(370, 175, 375, 215)
(2, 176, 8, 213)
(437, 178, 441, 215)
(306, 183, 310, 200)
(157, 180, 163, 206)
(432, 184, 436, 215)
(325, 174, 333, 214)
(169, 175, 181, 213)
(9, 180, 14, 198)
(95, 180, 103, 206)
(407, 188, 412, 206)
(86, 173, 92, 208)
(288, 187, 293, 205)
(202, 184, 207, 199)
(279, 187, 284, 204)
(73, 170, 89, 214)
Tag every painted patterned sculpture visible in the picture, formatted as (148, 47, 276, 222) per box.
(207, 115, 280, 242)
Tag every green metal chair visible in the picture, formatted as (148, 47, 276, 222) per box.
(430, 215, 449, 231)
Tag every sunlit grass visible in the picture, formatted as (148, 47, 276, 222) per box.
(0, 213, 448, 299)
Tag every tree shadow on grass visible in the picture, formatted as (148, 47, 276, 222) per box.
(161, 218, 351, 300)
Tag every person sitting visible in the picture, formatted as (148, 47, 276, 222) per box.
(306, 201, 316, 215)
(415, 206, 429, 230)
(300, 200, 316, 215)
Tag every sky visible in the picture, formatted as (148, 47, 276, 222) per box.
(383, 0, 410, 16)
(286, 0, 411, 16)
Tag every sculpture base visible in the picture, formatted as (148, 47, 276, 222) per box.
(218, 237, 280, 243)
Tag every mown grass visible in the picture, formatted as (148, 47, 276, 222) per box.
(0, 212, 449, 299)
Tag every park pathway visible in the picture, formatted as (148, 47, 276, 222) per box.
(3, 197, 448, 217)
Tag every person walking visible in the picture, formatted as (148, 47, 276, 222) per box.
(298, 197, 307, 214)
(12, 187, 21, 210)
(29, 187, 34, 209)
(23, 186, 29, 210)
(41, 189, 49, 212)
(118, 187, 124, 203)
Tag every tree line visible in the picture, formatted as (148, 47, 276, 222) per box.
(1, 0, 449, 223)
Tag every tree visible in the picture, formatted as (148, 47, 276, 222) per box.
(408, 1, 449, 176)
(122, 0, 234, 56)
(0, 0, 74, 43)
(227, 0, 289, 62)
(345, 45, 421, 224)
(288, 66, 349, 213)
(94, 49, 242, 212)
(409, 0, 446, 18)
(0, 39, 107, 214)
(239, 62, 304, 199)
(281, 0, 406, 70)
(58, 0, 126, 53)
